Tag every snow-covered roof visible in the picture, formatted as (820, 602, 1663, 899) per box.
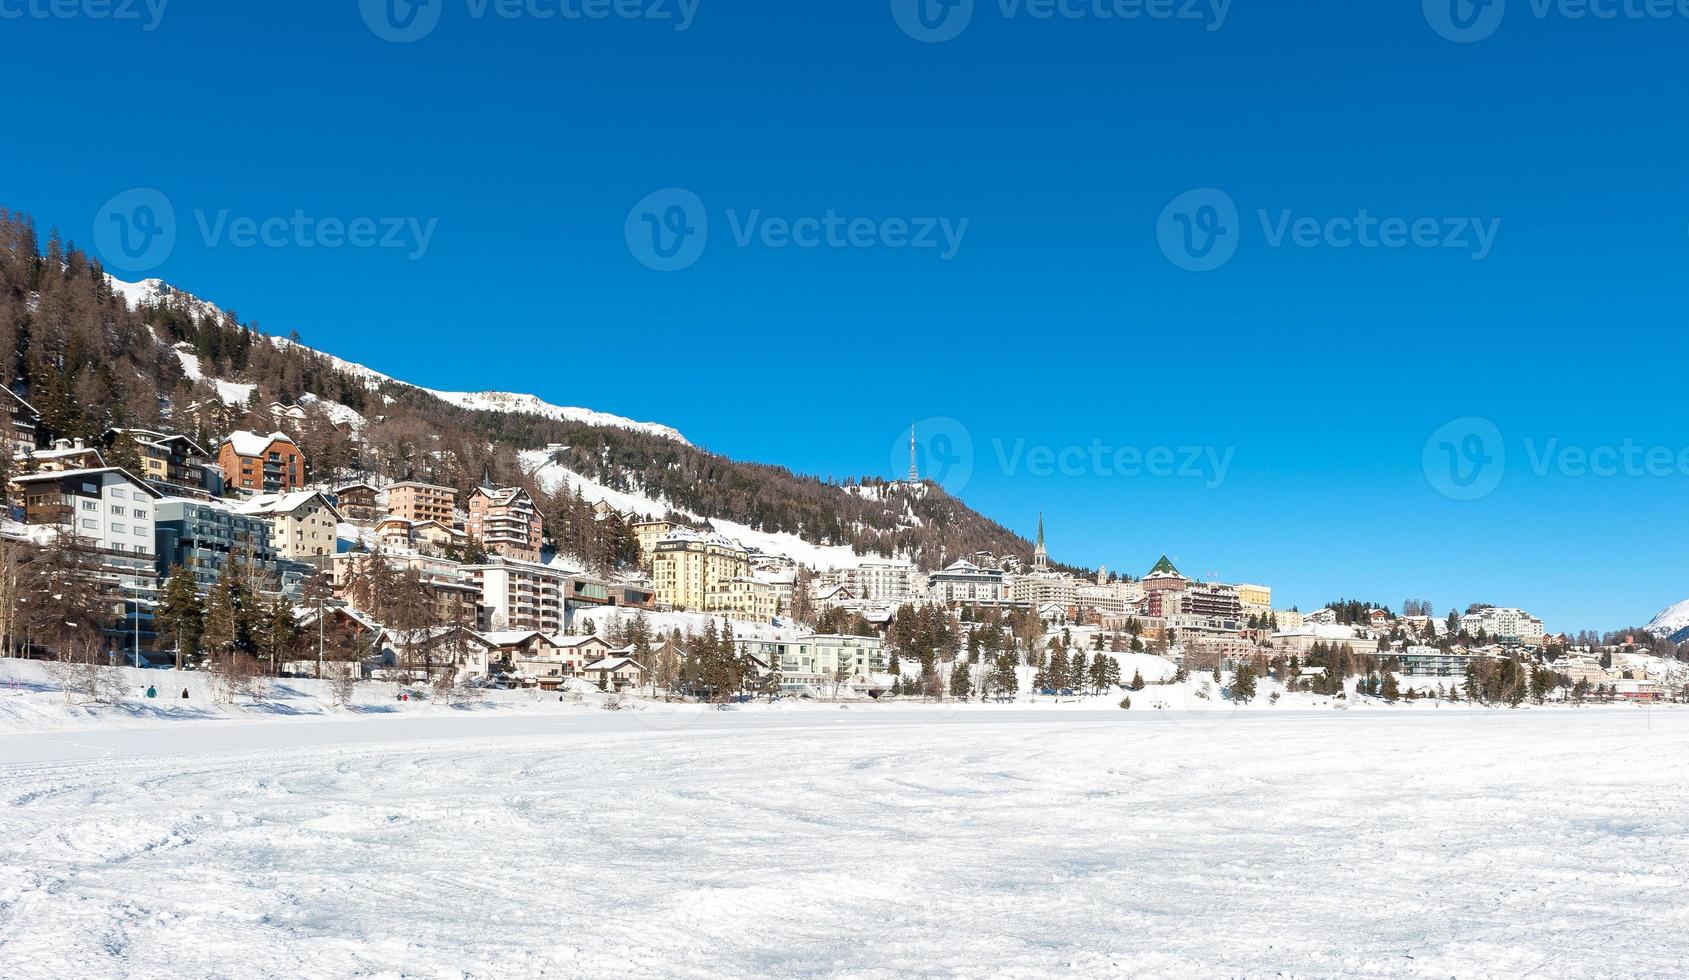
(481, 630, 548, 647)
(235, 490, 342, 520)
(27, 445, 103, 463)
(223, 430, 296, 457)
(12, 467, 163, 497)
(554, 635, 613, 649)
(1275, 624, 1361, 641)
(584, 655, 644, 672)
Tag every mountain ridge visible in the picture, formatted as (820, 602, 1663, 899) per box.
(0, 213, 1041, 574)
(108, 277, 691, 445)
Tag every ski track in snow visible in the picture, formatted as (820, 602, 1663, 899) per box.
(2, 708, 1688, 978)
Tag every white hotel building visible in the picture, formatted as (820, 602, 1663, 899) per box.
(1460, 607, 1546, 646)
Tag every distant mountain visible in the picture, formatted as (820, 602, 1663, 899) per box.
(1643, 599, 1689, 644)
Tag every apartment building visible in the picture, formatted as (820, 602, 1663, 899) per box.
(330, 483, 381, 524)
(218, 431, 305, 495)
(16, 466, 159, 559)
(1460, 607, 1546, 646)
(1396, 645, 1484, 678)
(837, 560, 917, 604)
(374, 516, 465, 554)
(481, 630, 571, 688)
(464, 558, 566, 633)
(738, 634, 888, 692)
(154, 497, 309, 592)
(927, 560, 1006, 605)
(386, 481, 458, 526)
(1235, 583, 1273, 615)
(106, 429, 215, 492)
(651, 531, 749, 611)
(236, 490, 343, 559)
(1011, 570, 1079, 609)
(1272, 624, 1380, 656)
(632, 519, 677, 568)
(704, 576, 780, 622)
(3, 387, 41, 457)
(13, 467, 164, 649)
(1076, 583, 1129, 617)
(466, 486, 543, 562)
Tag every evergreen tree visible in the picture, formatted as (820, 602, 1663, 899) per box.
(1231, 661, 1258, 703)
(949, 658, 971, 699)
(992, 653, 1018, 695)
(153, 568, 205, 669)
(203, 569, 239, 659)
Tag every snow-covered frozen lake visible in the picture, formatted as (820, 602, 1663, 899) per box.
(3, 702, 1688, 978)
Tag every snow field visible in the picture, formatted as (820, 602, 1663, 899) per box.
(2, 693, 1687, 978)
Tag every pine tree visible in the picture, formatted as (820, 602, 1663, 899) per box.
(153, 568, 205, 669)
(1231, 661, 1258, 703)
(993, 653, 1018, 695)
(203, 570, 239, 659)
(949, 658, 971, 699)
(1049, 648, 1069, 692)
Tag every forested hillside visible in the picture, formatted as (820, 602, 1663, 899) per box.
(0, 208, 1042, 573)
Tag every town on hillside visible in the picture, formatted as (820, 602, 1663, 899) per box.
(1, 401, 1683, 707)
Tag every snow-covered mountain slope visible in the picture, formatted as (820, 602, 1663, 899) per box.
(1644, 599, 1689, 643)
(424, 390, 687, 444)
(107, 276, 688, 445)
(519, 449, 871, 570)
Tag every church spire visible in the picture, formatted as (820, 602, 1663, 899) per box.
(1034, 511, 1048, 571)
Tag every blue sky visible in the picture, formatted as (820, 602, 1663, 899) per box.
(4, 1, 1688, 631)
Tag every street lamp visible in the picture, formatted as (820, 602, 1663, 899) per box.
(131, 580, 141, 670)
